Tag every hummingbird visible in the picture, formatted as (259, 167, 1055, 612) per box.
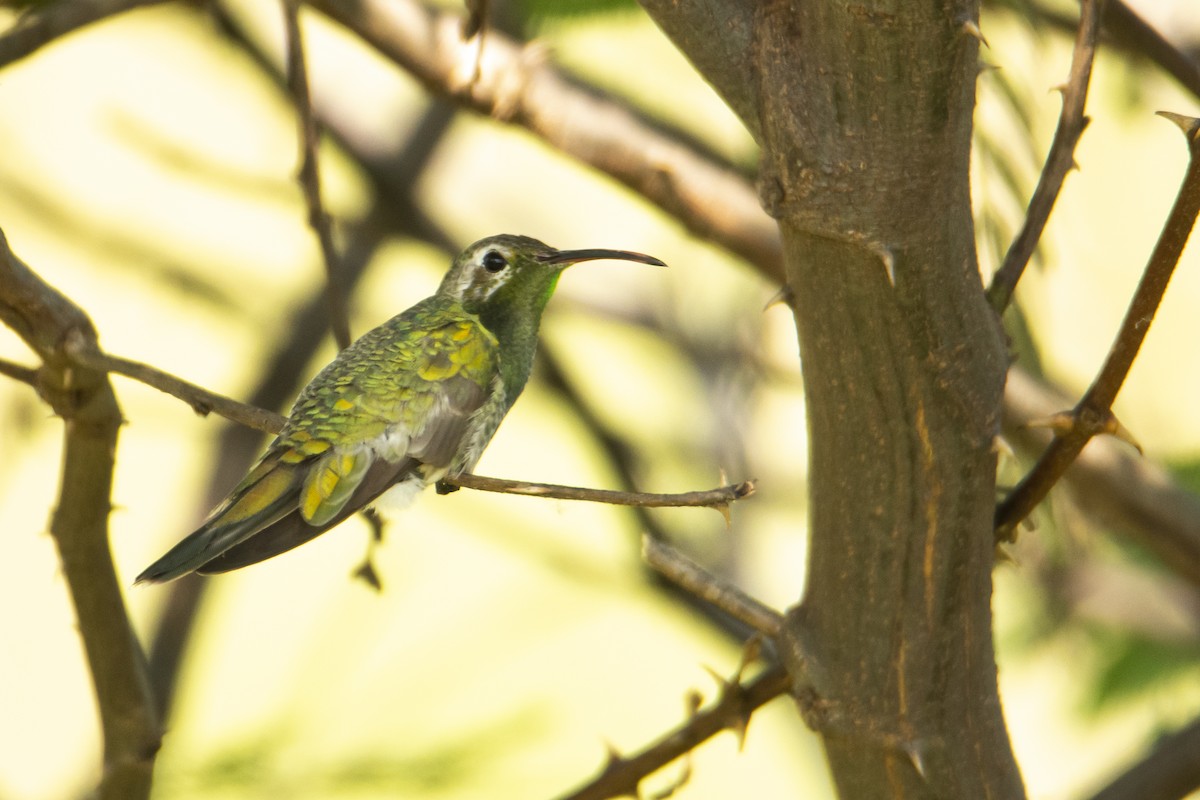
(137, 234, 664, 583)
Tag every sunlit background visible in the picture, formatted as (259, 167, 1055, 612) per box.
(0, 1, 1198, 798)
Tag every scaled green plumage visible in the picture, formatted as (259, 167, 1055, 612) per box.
(137, 234, 664, 583)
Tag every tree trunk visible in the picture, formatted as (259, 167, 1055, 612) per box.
(639, 1, 1024, 796)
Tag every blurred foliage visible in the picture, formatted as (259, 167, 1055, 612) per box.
(2, 0, 1200, 798)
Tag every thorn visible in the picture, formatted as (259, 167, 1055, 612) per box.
(763, 283, 794, 310)
(903, 738, 929, 780)
(1070, 158, 1081, 173)
(1050, 83, 1068, 96)
(993, 542, 1018, 566)
(960, 19, 989, 47)
(602, 740, 623, 770)
(876, 244, 896, 287)
(738, 635, 764, 677)
(1105, 415, 1143, 454)
(1156, 110, 1200, 141)
(702, 664, 728, 692)
(715, 503, 732, 527)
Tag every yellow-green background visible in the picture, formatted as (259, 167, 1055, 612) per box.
(1, 1, 1198, 798)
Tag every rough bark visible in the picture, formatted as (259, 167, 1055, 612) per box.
(639, 1, 1023, 797)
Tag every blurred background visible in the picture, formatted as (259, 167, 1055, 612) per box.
(0, 0, 1198, 798)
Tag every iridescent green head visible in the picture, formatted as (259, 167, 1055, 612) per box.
(438, 234, 665, 317)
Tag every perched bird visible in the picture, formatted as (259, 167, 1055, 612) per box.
(138, 234, 664, 583)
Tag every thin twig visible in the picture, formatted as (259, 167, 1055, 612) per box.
(282, 0, 353, 350)
(643, 536, 782, 637)
(65, 343, 286, 435)
(0, 354, 37, 386)
(555, 663, 791, 800)
(996, 114, 1200, 539)
(986, 0, 1104, 312)
(443, 472, 754, 510)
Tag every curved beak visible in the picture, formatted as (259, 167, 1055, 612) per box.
(536, 248, 666, 267)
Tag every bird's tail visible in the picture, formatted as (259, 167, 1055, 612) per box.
(135, 453, 304, 584)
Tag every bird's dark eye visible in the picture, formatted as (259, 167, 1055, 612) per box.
(482, 250, 508, 273)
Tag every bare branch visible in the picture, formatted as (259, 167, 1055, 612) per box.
(444, 472, 754, 510)
(0, 0, 171, 70)
(643, 535, 782, 637)
(67, 343, 286, 435)
(0, 354, 37, 385)
(555, 663, 791, 800)
(1004, 367, 1200, 588)
(987, 0, 1103, 312)
(996, 114, 1200, 539)
(281, 0, 353, 350)
(0, 227, 159, 800)
(306, 0, 783, 282)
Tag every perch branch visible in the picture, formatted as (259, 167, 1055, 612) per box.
(987, 0, 1103, 312)
(443, 472, 754, 511)
(996, 113, 1200, 539)
(282, 0, 352, 350)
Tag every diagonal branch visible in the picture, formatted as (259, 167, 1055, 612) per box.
(68, 343, 286, 434)
(996, 113, 1200, 539)
(306, 0, 782, 282)
(555, 663, 791, 800)
(987, 0, 1104, 312)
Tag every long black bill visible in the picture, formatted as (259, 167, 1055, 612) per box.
(537, 248, 666, 267)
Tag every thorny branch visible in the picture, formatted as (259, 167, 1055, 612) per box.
(282, 0, 353, 350)
(996, 114, 1200, 539)
(556, 662, 791, 800)
(986, 0, 1104, 312)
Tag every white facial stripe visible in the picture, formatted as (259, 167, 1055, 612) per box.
(453, 243, 516, 303)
